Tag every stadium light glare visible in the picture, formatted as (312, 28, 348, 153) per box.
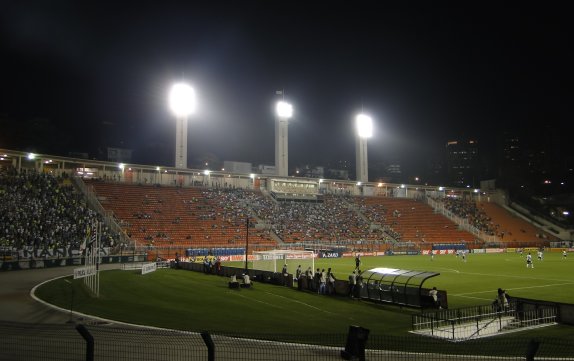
(204, 170, 210, 176)
(156, 167, 160, 171)
(119, 163, 125, 170)
(276, 101, 293, 119)
(438, 186, 444, 191)
(357, 182, 362, 186)
(355, 114, 373, 138)
(169, 83, 196, 117)
(250, 173, 255, 179)
(27, 153, 36, 160)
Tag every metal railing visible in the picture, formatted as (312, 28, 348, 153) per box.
(412, 301, 558, 341)
(1, 321, 573, 361)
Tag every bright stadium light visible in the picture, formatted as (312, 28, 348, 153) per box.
(356, 114, 373, 138)
(355, 112, 373, 184)
(169, 83, 196, 117)
(169, 81, 197, 169)
(276, 101, 293, 119)
(275, 99, 293, 177)
(27, 153, 36, 160)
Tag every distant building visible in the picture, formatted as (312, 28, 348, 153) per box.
(223, 161, 252, 174)
(446, 140, 479, 187)
(298, 165, 324, 178)
(257, 164, 276, 175)
(107, 147, 132, 163)
(325, 168, 349, 180)
(386, 162, 402, 181)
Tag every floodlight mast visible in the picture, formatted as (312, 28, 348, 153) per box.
(275, 100, 293, 177)
(355, 113, 372, 183)
(169, 82, 196, 169)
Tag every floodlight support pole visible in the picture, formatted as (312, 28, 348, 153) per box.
(175, 115, 188, 169)
(244, 217, 249, 272)
(275, 117, 289, 177)
(355, 135, 368, 183)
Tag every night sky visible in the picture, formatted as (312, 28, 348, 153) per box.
(1, 2, 571, 175)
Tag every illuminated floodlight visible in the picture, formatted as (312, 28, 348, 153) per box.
(357, 182, 362, 186)
(169, 82, 196, 117)
(319, 179, 323, 183)
(563, 211, 570, 216)
(474, 189, 480, 193)
(250, 173, 255, 179)
(401, 184, 405, 189)
(438, 186, 444, 191)
(378, 183, 383, 187)
(119, 163, 125, 170)
(276, 101, 293, 119)
(27, 153, 36, 160)
(156, 167, 160, 171)
(204, 170, 210, 176)
(356, 114, 373, 138)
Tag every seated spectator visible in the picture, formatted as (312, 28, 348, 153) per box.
(228, 274, 239, 288)
(241, 273, 252, 288)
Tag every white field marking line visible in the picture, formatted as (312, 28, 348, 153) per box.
(451, 295, 493, 301)
(452, 282, 574, 297)
(449, 270, 573, 283)
(435, 267, 460, 273)
(227, 290, 285, 310)
(264, 291, 336, 315)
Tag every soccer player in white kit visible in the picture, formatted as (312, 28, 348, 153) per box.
(526, 253, 534, 268)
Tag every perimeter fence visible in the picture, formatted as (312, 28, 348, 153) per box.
(1, 321, 574, 361)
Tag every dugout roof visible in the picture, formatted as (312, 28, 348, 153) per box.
(359, 267, 440, 307)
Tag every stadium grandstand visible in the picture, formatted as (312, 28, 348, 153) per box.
(0, 148, 569, 265)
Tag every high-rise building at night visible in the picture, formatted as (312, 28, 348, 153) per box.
(446, 140, 480, 187)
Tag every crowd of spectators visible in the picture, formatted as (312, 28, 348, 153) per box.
(0, 168, 119, 253)
(439, 197, 496, 235)
(255, 195, 386, 243)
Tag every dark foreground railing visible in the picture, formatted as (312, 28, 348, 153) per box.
(1, 321, 573, 361)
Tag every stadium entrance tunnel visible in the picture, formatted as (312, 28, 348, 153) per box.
(358, 268, 445, 309)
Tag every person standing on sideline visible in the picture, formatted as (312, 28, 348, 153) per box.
(429, 287, 440, 309)
(348, 270, 357, 297)
(319, 269, 327, 294)
(497, 288, 509, 311)
(462, 250, 467, 262)
(296, 265, 302, 280)
(355, 254, 361, 270)
(327, 267, 336, 295)
(526, 252, 534, 268)
(430, 250, 434, 261)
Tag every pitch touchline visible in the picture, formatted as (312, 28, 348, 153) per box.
(265, 292, 336, 315)
(452, 282, 574, 296)
(229, 291, 285, 310)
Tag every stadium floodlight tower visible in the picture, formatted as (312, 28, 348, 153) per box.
(355, 113, 373, 183)
(275, 100, 293, 177)
(168, 82, 196, 169)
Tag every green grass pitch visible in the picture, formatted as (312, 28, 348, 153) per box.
(35, 252, 574, 339)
